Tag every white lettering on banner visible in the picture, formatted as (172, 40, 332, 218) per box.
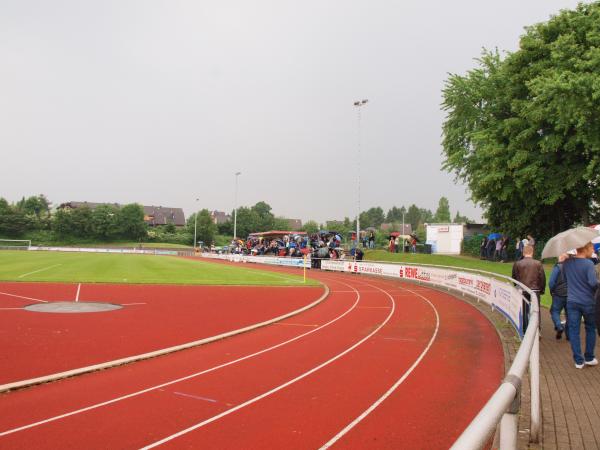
(201, 253, 308, 268)
(490, 279, 523, 335)
(321, 260, 346, 272)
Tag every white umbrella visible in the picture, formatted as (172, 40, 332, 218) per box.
(541, 227, 600, 259)
(591, 224, 600, 244)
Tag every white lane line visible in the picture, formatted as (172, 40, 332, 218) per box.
(319, 286, 440, 449)
(382, 337, 417, 342)
(357, 306, 391, 309)
(0, 291, 48, 304)
(139, 283, 395, 450)
(75, 284, 81, 303)
(17, 264, 62, 279)
(173, 392, 218, 403)
(0, 278, 359, 438)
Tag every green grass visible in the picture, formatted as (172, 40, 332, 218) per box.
(365, 250, 553, 307)
(0, 251, 316, 286)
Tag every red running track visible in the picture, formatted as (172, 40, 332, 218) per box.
(0, 270, 504, 449)
(0, 282, 323, 384)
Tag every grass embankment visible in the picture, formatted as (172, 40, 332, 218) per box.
(0, 251, 315, 286)
(364, 250, 552, 307)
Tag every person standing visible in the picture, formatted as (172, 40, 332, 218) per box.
(563, 242, 598, 369)
(500, 236, 509, 262)
(388, 236, 395, 253)
(515, 237, 522, 261)
(480, 236, 488, 260)
(549, 253, 569, 340)
(512, 245, 546, 332)
(495, 238, 503, 262)
(486, 238, 496, 261)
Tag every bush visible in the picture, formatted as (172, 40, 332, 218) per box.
(462, 235, 484, 258)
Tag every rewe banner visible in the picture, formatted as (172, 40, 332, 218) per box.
(321, 260, 524, 337)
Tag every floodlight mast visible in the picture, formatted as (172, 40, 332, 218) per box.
(353, 99, 368, 258)
(193, 198, 199, 251)
(233, 172, 241, 242)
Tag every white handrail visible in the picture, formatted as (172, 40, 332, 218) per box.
(201, 254, 541, 448)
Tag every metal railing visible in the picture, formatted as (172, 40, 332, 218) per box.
(304, 257, 542, 448)
(331, 259, 542, 449)
(451, 290, 540, 450)
(200, 253, 541, 448)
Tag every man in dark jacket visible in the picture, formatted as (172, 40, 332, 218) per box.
(563, 242, 598, 369)
(512, 245, 546, 332)
(549, 253, 569, 340)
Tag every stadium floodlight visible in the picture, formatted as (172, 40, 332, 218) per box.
(0, 239, 32, 251)
(233, 172, 241, 241)
(353, 98, 368, 257)
(193, 198, 199, 252)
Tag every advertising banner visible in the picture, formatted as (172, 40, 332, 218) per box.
(319, 259, 524, 337)
(31, 246, 178, 256)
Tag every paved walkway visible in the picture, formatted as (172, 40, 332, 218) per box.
(536, 310, 600, 450)
(462, 296, 599, 449)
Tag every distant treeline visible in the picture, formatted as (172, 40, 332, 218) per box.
(0, 195, 146, 241)
(0, 194, 472, 246)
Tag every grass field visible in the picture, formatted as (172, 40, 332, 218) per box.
(0, 251, 315, 286)
(365, 250, 553, 307)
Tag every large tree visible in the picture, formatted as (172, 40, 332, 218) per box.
(117, 204, 147, 239)
(433, 197, 451, 223)
(386, 206, 406, 223)
(187, 209, 217, 245)
(442, 3, 600, 238)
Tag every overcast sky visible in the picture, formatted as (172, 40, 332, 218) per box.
(1, 0, 590, 223)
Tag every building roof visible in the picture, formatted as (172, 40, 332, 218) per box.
(143, 206, 186, 226)
(59, 201, 186, 226)
(210, 210, 231, 224)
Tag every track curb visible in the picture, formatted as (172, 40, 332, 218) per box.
(0, 283, 329, 393)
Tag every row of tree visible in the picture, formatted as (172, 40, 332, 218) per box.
(359, 197, 472, 230)
(442, 2, 600, 238)
(0, 195, 147, 241)
(1, 194, 473, 246)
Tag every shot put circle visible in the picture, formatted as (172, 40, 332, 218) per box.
(24, 302, 123, 313)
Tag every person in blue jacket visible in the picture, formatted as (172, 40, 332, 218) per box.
(548, 253, 569, 340)
(563, 242, 598, 369)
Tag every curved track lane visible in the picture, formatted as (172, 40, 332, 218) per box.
(0, 271, 503, 449)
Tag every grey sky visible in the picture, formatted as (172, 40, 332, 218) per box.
(1, 0, 589, 224)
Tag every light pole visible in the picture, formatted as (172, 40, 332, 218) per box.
(353, 99, 368, 257)
(233, 172, 241, 242)
(402, 211, 405, 253)
(193, 198, 199, 252)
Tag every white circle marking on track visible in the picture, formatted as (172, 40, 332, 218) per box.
(0, 276, 358, 437)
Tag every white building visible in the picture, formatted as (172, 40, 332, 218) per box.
(425, 223, 464, 254)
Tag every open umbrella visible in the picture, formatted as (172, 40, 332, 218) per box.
(487, 232, 502, 241)
(541, 227, 600, 259)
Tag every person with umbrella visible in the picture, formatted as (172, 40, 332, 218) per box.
(562, 242, 598, 368)
(542, 227, 599, 368)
